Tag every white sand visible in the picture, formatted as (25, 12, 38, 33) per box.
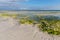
(0, 17, 60, 40)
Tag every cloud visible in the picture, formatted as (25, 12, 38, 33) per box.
(0, 0, 29, 2)
(0, 0, 60, 10)
(0, 2, 30, 10)
(51, 5, 60, 10)
(0, 0, 30, 10)
(35, 5, 60, 10)
(0, 0, 13, 2)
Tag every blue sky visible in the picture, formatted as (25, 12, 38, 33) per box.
(0, 0, 60, 10)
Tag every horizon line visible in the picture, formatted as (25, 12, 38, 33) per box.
(0, 10, 60, 11)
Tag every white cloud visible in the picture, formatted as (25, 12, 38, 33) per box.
(20, 8, 29, 10)
(0, 0, 30, 10)
(0, 0, 12, 2)
(0, 2, 30, 10)
(0, 0, 29, 2)
(38, 5, 60, 10)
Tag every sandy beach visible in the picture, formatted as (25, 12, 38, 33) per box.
(0, 17, 60, 40)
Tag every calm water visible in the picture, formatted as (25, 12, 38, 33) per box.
(0, 11, 60, 17)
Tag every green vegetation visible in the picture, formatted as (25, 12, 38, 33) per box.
(0, 13, 60, 35)
(38, 16, 60, 35)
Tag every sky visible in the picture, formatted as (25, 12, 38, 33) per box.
(0, 0, 60, 10)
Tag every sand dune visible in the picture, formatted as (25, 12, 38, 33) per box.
(0, 17, 60, 40)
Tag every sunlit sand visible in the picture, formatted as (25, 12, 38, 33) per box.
(0, 16, 60, 40)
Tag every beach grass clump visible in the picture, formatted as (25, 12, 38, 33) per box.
(18, 17, 35, 24)
(38, 15, 60, 35)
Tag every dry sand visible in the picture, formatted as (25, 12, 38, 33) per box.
(0, 17, 60, 40)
